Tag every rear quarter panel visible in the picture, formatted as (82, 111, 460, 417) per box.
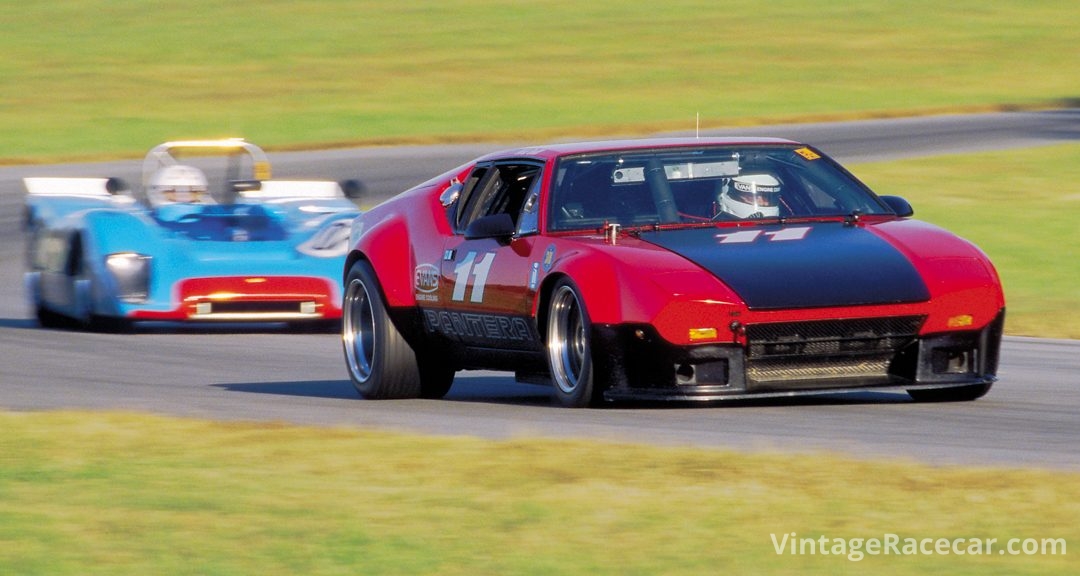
(347, 170, 467, 307)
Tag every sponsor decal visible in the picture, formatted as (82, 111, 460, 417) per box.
(529, 262, 540, 291)
(733, 180, 781, 194)
(414, 263, 440, 302)
(542, 243, 556, 272)
(794, 147, 821, 160)
(253, 161, 272, 180)
(423, 309, 537, 345)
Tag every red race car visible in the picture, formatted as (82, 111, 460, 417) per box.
(342, 138, 1004, 407)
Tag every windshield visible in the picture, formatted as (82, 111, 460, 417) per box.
(548, 144, 891, 231)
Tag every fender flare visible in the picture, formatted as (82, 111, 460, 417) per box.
(345, 215, 417, 308)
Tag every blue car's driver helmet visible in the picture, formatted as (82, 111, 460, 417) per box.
(148, 164, 212, 207)
(719, 173, 781, 219)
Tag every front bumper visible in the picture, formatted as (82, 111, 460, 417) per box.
(596, 309, 1004, 402)
(128, 276, 342, 322)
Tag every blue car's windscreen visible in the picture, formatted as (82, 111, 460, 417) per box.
(155, 204, 287, 241)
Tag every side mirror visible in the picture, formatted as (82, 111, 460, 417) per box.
(105, 177, 130, 195)
(230, 179, 262, 193)
(880, 195, 914, 217)
(440, 182, 463, 207)
(340, 179, 365, 200)
(464, 213, 515, 240)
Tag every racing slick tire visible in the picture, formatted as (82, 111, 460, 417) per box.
(35, 304, 73, 329)
(907, 383, 993, 403)
(343, 259, 453, 399)
(87, 314, 134, 334)
(417, 359, 455, 400)
(545, 278, 603, 408)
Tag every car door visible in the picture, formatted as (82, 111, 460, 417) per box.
(433, 161, 545, 352)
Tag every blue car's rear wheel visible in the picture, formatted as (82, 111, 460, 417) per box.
(35, 304, 72, 329)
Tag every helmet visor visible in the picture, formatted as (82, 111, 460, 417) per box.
(732, 189, 778, 207)
(731, 176, 781, 208)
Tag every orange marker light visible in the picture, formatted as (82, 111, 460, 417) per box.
(688, 327, 718, 341)
(947, 314, 974, 328)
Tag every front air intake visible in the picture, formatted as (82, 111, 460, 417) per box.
(744, 316, 925, 389)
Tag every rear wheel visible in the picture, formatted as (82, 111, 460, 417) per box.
(35, 304, 72, 329)
(342, 260, 454, 399)
(545, 279, 601, 408)
(907, 383, 992, 402)
(418, 359, 455, 399)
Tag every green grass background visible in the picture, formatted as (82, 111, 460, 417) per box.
(2, 2, 1078, 573)
(2, 0, 1077, 162)
(852, 144, 1080, 339)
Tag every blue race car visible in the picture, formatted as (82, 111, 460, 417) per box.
(24, 139, 362, 331)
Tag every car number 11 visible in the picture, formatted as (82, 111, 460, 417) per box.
(451, 251, 495, 303)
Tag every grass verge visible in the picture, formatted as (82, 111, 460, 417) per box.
(0, 410, 1076, 575)
(851, 143, 1080, 339)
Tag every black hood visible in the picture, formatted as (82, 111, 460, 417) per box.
(637, 223, 930, 310)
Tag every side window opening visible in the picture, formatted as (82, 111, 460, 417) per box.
(453, 165, 492, 230)
(66, 233, 84, 276)
(516, 175, 543, 236)
(455, 163, 542, 234)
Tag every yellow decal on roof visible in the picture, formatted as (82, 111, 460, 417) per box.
(794, 147, 821, 160)
(254, 161, 272, 180)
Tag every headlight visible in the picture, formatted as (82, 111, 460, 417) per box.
(297, 220, 351, 257)
(105, 252, 151, 302)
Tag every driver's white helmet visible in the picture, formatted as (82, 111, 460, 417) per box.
(148, 164, 211, 206)
(719, 173, 781, 219)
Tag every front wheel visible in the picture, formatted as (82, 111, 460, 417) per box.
(545, 279, 601, 408)
(87, 314, 133, 333)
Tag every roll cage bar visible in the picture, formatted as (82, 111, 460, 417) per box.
(141, 139, 273, 189)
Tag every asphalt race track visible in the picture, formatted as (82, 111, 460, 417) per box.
(2, 110, 1078, 471)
